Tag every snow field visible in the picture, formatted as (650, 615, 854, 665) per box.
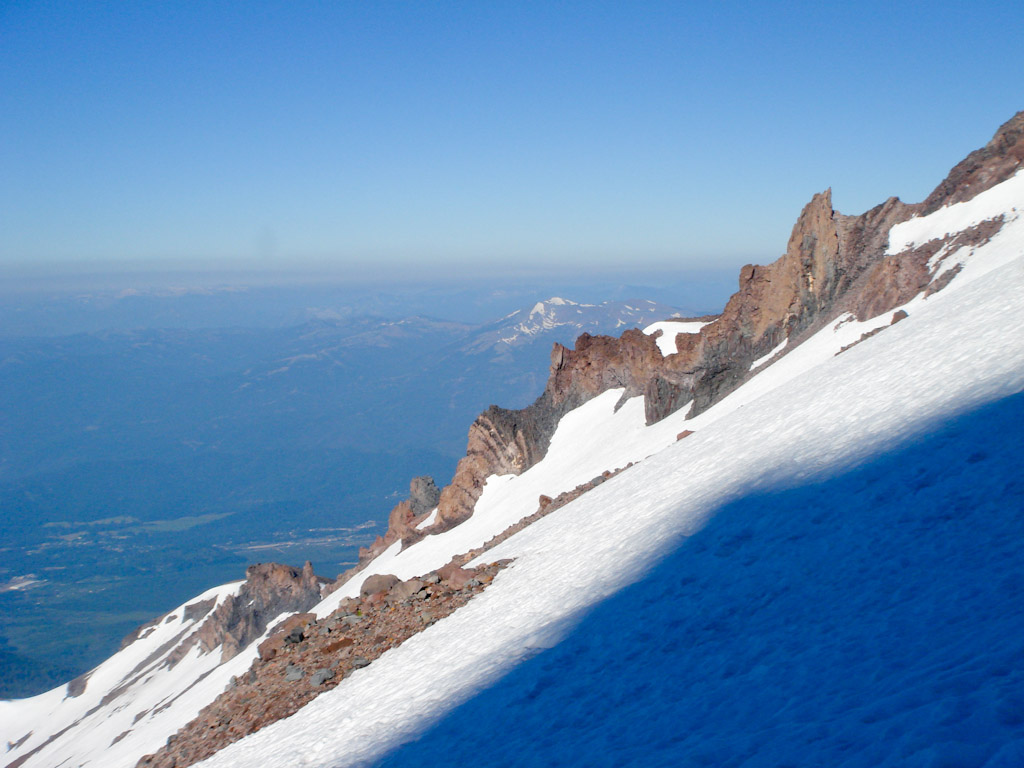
(377, 389, 1024, 768)
(197, 183, 1024, 767)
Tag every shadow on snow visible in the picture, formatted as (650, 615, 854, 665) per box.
(375, 391, 1024, 768)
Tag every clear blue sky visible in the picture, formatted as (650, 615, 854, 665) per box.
(1, 1, 1022, 276)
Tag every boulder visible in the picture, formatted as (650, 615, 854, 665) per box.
(360, 573, 400, 597)
(438, 562, 473, 590)
(310, 668, 334, 686)
(388, 578, 424, 601)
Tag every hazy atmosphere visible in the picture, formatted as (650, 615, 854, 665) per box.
(3, 1, 1023, 282)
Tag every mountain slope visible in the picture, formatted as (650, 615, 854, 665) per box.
(190, 161, 1024, 767)
(3, 113, 1023, 768)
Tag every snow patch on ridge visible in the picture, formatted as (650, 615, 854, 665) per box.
(888, 170, 1024, 255)
(642, 320, 710, 355)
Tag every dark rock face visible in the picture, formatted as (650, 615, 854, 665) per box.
(182, 598, 216, 624)
(66, 671, 90, 698)
(408, 476, 441, 515)
(360, 111, 1024, 568)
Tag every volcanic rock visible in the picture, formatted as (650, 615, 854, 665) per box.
(360, 573, 400, 597)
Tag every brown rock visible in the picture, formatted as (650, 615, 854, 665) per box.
(167, 561, 323, 668)
(921, 110, 1024, 214)
(345, 111, 1024, 589)
(257, 613, 316, 662)
(388, 578, 425, 601)
(360, 573, 400, 597)
(437, 563, 473, 590)
(676, 430, 694, 441)
(324, 637, 354, 654)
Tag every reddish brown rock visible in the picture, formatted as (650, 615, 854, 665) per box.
(355, 476, 441, 563)
(437, 563, 473, 590)
(921, 110, 1024, 214)
(257, 614, 316, 662)
(360, 573, 400, 597)
(351, 111, 1024, 581)
(137, 561, 509, 768)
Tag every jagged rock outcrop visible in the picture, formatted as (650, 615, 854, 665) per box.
(921, 110, 1024, 214)
(357, 476, 440, 562)
(168, 562, 324, 666)
(361, 111, 1024, 567)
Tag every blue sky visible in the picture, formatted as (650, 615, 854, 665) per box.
(1, 1, 1022, 277)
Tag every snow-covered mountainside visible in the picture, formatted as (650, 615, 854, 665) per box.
(3, 112, 1023, 768)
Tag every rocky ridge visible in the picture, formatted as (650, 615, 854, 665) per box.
(136, 561, 508, 768)
(359, 112, 1024, 559)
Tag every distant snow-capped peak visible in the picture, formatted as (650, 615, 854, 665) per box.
(468, 297, 681, 352)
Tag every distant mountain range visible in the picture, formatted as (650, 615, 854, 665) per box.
(462, 297, 681, 353)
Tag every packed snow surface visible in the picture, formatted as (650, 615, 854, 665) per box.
(642, 319, 710, 355)
(197, 174, 1024, 767)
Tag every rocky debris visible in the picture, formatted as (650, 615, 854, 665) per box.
(836, 311, 913, 356)
(136, 561, 508, 768)
(388, 578, 424, 601)
(257, 613, 315, 662)
(309, 668, 334, 686)
(676, 430, 694, 441)
(437, 563, 473, 590)
(166, 562, 324, 668)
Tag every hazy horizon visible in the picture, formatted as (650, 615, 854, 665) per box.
(3, 2, 1023, 275)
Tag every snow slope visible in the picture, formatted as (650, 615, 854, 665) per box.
(0, 581, 260, 768)
(6, 165, 1021, 768)
(194, 169, 1024, 767)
